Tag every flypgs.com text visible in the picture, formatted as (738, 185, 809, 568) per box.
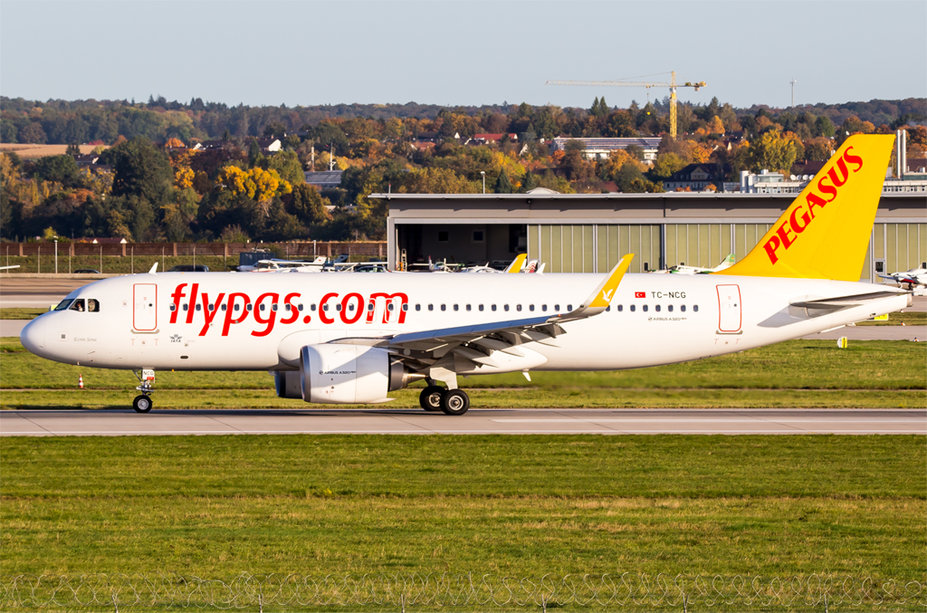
(168, 283, 409, 337)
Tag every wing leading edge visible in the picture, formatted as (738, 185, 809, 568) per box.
(331, 254, 634, 379)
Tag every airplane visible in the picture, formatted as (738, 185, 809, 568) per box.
(238, 255, 327, 272)
(460, 254, 530, 273)
(20, 134, 911, 415)
(652, 253, 736, 275)
(879, 266, 927, 289)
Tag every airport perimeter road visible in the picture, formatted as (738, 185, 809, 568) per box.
(0, 276, 99, 308)
(1, 408, 924, 436)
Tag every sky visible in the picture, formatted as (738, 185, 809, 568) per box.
(1, 0, 925, 110)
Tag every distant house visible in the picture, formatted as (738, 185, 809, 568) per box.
(257, 137, 282, 153)
(470, 133, 517, 145)
(191, 140, 227, 151)
(415, 131, 440, 143)
(409, 140, 436, 153)
(663, 163, 725, 192)
(790, 160, 826, 179)
(551, 137, 662, 162)
(907, 156, 927, 174)
(304, 170, 344, 189)
(75, 153, 100, 168)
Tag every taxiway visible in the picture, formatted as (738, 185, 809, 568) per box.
(1, 408, 924, 436)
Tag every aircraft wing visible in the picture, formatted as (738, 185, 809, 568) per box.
(331, 254, 633, 373)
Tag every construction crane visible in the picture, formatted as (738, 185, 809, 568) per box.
(547, 71, 706, 138)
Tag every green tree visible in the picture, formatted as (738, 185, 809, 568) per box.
(493, 171, 513, 193)
(32, 155, 81, 188)
(265, 150, 305, 185)
(284, 183, 331, 228)
(520, 171, 539, 192)
(814, 115, 836, 138)
(106, 137, 174, 208)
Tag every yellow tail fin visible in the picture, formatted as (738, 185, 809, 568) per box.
(717, 134, 894, 281)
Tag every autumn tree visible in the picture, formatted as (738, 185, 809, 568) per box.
(649, 152, 686, 180)
(557, 140, 595, 181)
(748, 129, 801, 174)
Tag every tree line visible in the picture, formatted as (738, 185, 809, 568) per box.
(1, 96, 924, 243)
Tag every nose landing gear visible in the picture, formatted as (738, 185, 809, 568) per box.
(132, 368, 155, 413)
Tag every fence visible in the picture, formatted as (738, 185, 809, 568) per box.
(1, 241, 386, 258)
(0, 241, 387, 274)
(1, 573, 924, 611)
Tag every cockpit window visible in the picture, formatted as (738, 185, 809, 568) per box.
(69, 299, 86, 312)
(87, 299, 100, 312)
(54, 299, 74, 311)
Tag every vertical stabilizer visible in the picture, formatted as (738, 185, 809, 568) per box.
(717, 134, 894, 281)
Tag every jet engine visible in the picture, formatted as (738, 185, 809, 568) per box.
(274, 344, 416, 404)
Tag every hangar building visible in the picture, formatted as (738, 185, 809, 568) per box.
(373, 190, 926, 282)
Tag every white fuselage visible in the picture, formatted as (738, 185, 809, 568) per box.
(20, 271, 909, 374)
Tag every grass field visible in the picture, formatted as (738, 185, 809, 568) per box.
(3, 337, 925, 410)
(1, 435, 924, 610)
(2, 332, 925, 609)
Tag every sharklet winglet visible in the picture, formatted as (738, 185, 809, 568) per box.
(554, 254, 634, 322)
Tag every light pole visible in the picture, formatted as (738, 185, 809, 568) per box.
(53, 238, 58, 274)
(480, 171, 486, 194)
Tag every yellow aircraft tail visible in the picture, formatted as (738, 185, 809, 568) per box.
(716, 134, 894, 281)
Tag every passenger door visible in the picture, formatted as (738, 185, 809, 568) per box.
(133, 283, 158, 332)
(715, 284, 742, 334)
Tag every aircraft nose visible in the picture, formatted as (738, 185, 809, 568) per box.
(20, 316, 48, 354)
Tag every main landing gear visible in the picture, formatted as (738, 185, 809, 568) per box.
(132, 368, 155, 413)
(418, 381, 470, 415)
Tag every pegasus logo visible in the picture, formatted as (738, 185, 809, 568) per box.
(601, 289, 615, 303)
(763, 146, 864, 265)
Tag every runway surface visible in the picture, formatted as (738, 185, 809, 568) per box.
(2, 408, 924, 436)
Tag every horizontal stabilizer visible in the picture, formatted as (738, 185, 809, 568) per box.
(789, 290, 909, 317)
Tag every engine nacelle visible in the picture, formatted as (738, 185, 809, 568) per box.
(298, 344, 409, 404)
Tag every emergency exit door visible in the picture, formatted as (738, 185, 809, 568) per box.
(133, 283, 158, 332)
(715, 284, 742, 334)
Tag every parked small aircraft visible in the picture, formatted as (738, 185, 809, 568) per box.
(879, 266, 927, 289)
(20, 135, 910, 415)
(652, 253, 736, 274)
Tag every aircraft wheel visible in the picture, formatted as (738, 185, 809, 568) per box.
(133, 394, 153, 413)
(419, 386, 445, 411)
(441, 389, 470, 416)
